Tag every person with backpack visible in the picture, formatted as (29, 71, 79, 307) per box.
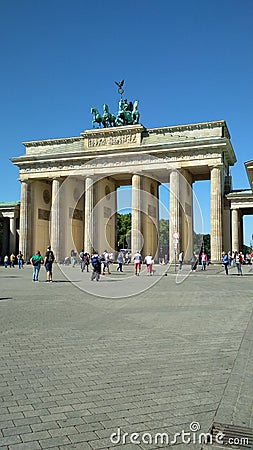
(222, 251, 229, 275)
(30, 250, 44, 282)
(91, 251, 101, 281)
(44, 246, 55, 282)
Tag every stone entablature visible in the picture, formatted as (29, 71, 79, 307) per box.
(0, 202, 20, 218)
(19, 120, 235, 163)
(226, 190, 253, 210)
(144, 119, 230, 140)
(12, 120, 236, 181)
(23, 137, 83, 156)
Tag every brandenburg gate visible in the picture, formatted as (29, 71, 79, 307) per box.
(11, 120, 236, 263)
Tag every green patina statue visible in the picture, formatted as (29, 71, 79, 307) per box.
(91, 81, 140, 128)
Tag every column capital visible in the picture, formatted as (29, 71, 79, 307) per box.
(209, 164, 223, 171)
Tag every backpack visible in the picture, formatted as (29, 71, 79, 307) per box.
(47, 251, 54, 262)
(222, 254, 229, 264)
(32, 256, 39, 266)
(91, 255, 98, 267)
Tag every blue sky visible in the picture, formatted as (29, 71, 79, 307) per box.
(1, 0, 253, 243)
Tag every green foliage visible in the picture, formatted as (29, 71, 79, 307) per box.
(159, 219, 169, 256)
(193, 232, 210, 255)
(116, 214, 211, 258)
(243, 244, 251, 254)
(117, 213, 131, 249)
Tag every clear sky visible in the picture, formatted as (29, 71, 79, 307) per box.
(1, 0, 253, 244)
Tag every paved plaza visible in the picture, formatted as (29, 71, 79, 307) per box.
(0, 262, 253, 450)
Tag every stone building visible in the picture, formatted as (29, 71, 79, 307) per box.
(7, 120, 244, 263)
(0, 202, 20, 258)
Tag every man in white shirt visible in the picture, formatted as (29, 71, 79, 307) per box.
(144, 254, 153, 275)
(133, 251, 142, 276)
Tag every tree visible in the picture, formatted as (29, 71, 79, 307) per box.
(159, 219, 169, 257)
(193, 232, 210, 256)
(117, 213, 131, 250)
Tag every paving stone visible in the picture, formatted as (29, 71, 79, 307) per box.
(0, 264, 253, 450)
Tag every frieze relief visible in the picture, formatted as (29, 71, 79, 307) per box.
(20, 151, 222, 175)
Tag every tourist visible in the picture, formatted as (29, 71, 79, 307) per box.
(117, 251, 124, 272)
(30, 251, 44, 282)
(4, 255, 9, 268)
(234, 251, 243, 276)
(144, 254, 153, 275)
(70, 249, 77, 267)
(91, 251, 101, 281)
(17, 250, 24, 269)
(10, 253, 16, 268)
(178, 251, 184, 271)
(82, 252, 90, 272)
(222, 251, 229, 275)
(125, 251, 130, 264)
(201, 252, 208, 270)
(101, 250, 111, 275)
(79, 249, 85, 272)
(190, 253, 198, 271)
(133, 251, 142, 276)
(44, 246, 55, 282)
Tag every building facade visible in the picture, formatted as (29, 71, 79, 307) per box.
(10, 120, 238, 263)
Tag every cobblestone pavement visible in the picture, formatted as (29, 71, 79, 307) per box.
(0, 262, 252, 449)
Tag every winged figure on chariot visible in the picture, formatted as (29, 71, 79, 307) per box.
(90, 81, 140, 128)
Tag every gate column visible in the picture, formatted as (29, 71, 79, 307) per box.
(169, 170, 180, 262)
(231, 208, 239, 252)
(84, 176, 94, 255)
(131, 173, 142, 257)
(180, 169, 193, 262)
(9, 216, 17, 253)
(19, 180, 31, 262)
(210, 166, 223, 262)
(50, 178, 62, 262)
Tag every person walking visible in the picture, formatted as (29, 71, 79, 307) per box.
(79, 249, 85, 272)
(116, 251, 124, 272)
(91, 252, 102, 281)
(4, 255, 9, 268)
(235, 251, 243, 276)
(17, 251, 24, 269)
(190, 253, 198, 271)
(133, 251, 142, 276)
(84, 253, 90, 272)
(222, 251, 229, 275)
(30, 251, 44, 282)
(201, 252, 208, 270)
(101, 250, 111, 275)
(10, 253, 16, 268)
(144, 254, 153, 275)
(44, 246, 55, 282)
(178, 251, 184, 271)
(70, 249, 77, 267)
